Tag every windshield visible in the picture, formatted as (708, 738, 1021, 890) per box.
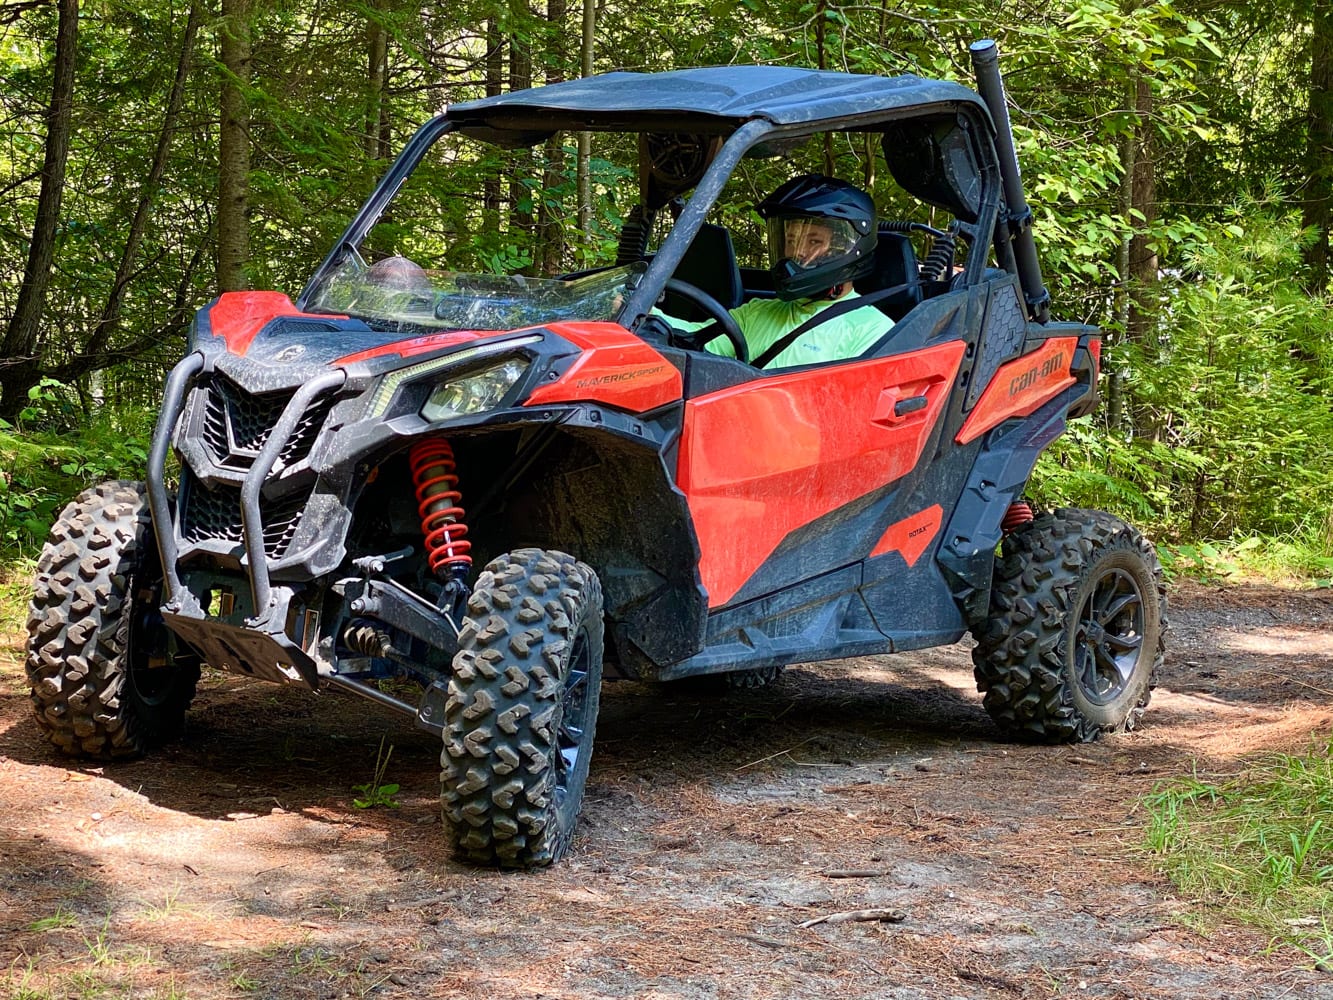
(306, 258, 639, 333)
(301, 118, 982, 339)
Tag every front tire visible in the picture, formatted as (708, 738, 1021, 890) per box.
(26, 481, 201, 758)
(440, 548, 604, 868)
(971, 508, 1166, 743)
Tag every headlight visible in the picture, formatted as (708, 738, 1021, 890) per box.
(421, 358, 528, 422)
(362, 333, 543, 419)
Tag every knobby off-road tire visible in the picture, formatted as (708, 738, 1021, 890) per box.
(26, 481, 201, 758)
(440, 548, 604, 868)
(718, 665, 785, 690)
(674, 664, 786, 693)
(971, 507, 1167, 743)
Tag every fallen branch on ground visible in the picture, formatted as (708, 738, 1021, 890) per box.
(798, 907, 906, 928)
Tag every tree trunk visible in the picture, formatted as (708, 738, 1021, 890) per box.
(74, 3, 202, 374)
(816, 1, 834, 176)
(1303, 1, 1333, 294)
(1126, 73, 1158, 431)
(0, 0, 79, 420)
(51, 244, 206, 386)
(483, 18, 504, 222)
(1107, 77, 1137, 436)
(509, 0, 534, 272)
(217, 0, 252, 293)
(366, 0, 391, 161)
(538, 0, 567, 276)
(576, 0, 594, 236)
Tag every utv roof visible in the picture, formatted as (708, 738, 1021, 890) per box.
(445, 65, 992, 141)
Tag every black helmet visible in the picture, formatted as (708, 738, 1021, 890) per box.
(756, 175, 877, 301)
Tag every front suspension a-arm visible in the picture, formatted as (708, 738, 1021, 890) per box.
(335, 575, 460, 661)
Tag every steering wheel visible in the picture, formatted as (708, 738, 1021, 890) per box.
(661, 279, 750, 364)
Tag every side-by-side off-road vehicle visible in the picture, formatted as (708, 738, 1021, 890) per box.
(27, 41, 1166, 867)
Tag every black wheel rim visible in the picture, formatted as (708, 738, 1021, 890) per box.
(1072, 567, 1145, 705)
(553, 629, 593, 809)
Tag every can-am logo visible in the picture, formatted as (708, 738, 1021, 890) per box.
(575, 364, 665, 389)
(273, 345, 306, 362)
(1009, 352, 1066, 397)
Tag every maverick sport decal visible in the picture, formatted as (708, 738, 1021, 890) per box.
(524, 322, 682, 412)
(575, 364, 668, 389)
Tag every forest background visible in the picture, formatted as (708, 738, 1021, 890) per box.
(0, 0, 1331, 581)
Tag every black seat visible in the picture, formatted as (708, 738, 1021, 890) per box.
(661, 223, 744, 321)
(854, 227, 922, 319)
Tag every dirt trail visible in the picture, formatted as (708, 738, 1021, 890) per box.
(2, 581, 1332, 999)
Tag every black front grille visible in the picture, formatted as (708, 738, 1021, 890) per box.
(197, 376, 335, 472)
(181, 479, 311, 559)
(182, 480, 244, 546)
(284, 395, 335, 465)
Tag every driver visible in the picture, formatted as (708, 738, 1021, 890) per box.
(664, 174, 890, 368)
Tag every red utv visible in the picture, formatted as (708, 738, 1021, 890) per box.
(26, 41, 1166, 868)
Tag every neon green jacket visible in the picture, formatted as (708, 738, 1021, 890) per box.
(666, 291, 892, 368)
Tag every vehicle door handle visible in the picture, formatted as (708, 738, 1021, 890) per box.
(872, 387, 932, 427)
(893, 395, 928, 418)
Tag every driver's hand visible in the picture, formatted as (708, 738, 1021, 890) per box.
(636, 315, 678, 342)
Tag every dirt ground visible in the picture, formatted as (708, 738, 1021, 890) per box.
(2, 580, 1333, 1000)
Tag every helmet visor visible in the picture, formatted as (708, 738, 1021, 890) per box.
(767, 215, 859, 270)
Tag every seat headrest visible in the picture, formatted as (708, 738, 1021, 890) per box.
(852, 227, 923, 319)
(869, 230, 919, 290)
(665, 223, 744, 318)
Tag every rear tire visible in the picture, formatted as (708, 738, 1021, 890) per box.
(26, 481, 201, 758)
(971, 507, 1166, 743)
(440, 548, 604, 868)
(672, 665, 785, 693)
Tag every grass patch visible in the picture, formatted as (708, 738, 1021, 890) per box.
(4, 921, 174, 999)
(351, 737, 400, 809)
(1158, 533, 1333, 588)
(28, 906, 79, 933)
(1145, 740, 1333, 965)
(0, 559, 32, 690)
(138, 886, 195, 922)
(0, 559, 33, 635)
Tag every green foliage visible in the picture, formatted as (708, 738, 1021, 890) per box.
(0, 401, 151, 557)
(1, 0, 1329, 559)
(1145, 742, 1333, 965)
(351, 738, 400, 810)
(1154, 530, 1333, 587)
(1034, 204, 1333, 548)
(29, 906, 79, 933)
(0, 561, 33, 636)
(1157, 538, 1257, 585)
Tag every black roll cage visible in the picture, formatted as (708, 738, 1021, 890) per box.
(297, 101, 1008, 338)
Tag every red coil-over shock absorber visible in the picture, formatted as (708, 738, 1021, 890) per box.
(409, 438, 472, 602)
(1001, 500, 1035, 535)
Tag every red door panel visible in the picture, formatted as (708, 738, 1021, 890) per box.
(677, 341, 966, 607)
